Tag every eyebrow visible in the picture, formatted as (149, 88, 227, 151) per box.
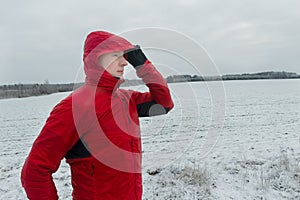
(112, 51, 124, 55)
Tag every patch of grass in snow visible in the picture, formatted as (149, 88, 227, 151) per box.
(144, 163, 214, 199)
(224, 148, 300, 199)
(260, 148, 300, 197)
(174, 165, 211, 187)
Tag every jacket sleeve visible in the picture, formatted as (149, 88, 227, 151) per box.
(21, 98, 79, 200)
(132, 60, 174, 117)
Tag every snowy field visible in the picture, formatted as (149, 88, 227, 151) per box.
(0, 79, 299, 199)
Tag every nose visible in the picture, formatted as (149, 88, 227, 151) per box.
(120, 56, 128, 67)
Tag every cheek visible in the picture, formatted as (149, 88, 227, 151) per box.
(103, 60, 113, 69)
(107, 62, 119, 71)
(99, 57, 115, 69)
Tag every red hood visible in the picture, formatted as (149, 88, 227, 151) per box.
(83, 31, 134, 88)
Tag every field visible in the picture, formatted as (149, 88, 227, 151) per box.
(0, 79, 299, 199)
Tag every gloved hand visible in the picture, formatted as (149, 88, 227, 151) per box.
(124, 45, 148, 69)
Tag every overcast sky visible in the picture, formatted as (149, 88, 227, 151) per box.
(1, 0, 300, 84)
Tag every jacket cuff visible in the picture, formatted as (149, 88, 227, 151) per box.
(135, 60, 154, 77)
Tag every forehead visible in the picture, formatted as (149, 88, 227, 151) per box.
(98, 51, 124, 63)
(105, 51, 124, 56)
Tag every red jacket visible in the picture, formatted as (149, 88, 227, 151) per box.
(21, 31, 174, 200)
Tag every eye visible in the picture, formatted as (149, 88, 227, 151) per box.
(112, 53, 121, 58)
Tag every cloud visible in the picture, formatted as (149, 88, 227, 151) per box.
(1, 0, 300, 84)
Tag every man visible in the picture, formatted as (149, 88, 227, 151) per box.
(21, 31, 174, 200)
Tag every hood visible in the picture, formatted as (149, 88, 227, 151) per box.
(83, 31, 135, 87)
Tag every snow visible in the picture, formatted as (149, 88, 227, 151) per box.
(0, 79, 299, 199)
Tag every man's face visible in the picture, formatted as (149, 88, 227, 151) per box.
(98, 51, 128, 78)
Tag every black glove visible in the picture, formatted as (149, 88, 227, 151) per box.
(124, 45, 148, 69)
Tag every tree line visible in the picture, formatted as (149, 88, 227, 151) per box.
(0, 79, 143, 99)
(0, 83, 79, 99)
(166, 71, 300, 82)
(0, 71, 299, 99)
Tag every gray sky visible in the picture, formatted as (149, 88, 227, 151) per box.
(1, 0, 300, 84)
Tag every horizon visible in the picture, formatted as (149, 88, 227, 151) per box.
(1, 70, 299, 86)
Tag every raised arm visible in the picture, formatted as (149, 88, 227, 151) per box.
(124, 46, 174, 117)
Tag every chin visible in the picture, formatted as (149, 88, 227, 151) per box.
(117, 74, 124, 79)
(114, 75, 124, 79)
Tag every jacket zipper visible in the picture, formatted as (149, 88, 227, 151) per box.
(120, 95, 139, 199)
